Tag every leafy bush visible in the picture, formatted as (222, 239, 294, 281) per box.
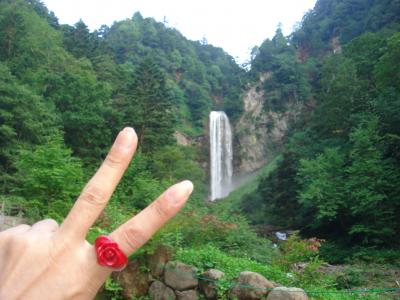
(335, 267, 365, 289)
(278, 232, 324, 267)
(146, 211, 277, 264)
(11, 136, 84, 222)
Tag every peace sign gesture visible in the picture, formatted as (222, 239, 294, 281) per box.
(0, 127, 193, 299)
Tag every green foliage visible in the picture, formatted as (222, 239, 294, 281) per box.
(246, 28, 400, 252)
(13, 136, 84, 221)
(0, 2, 399, 297)
(97, 13, 244, 127)
(174, 244, 383, 300)
(0, 62, 59, 177)
(292, 0, 400, 57)
(242, 153, 302, 227)
(150, 146, 206, 197)
(121, 58, 175, 152)
(148, 211, 276, 264)
(211, 156, 281, 221)
(61, 20, 96, 59)
(175, 245, 287, 284)
(270, 234, 330, 288)
(346, 118, 399, 243)
(374, 32, 400, 90)
(111, 151, 170, 210)
(103, 278, 124, 300)
(335, 267, 365, 289)
(314, 55, 369, 138)
(298, 148, 346, 224)
(250, 27, 311, 111)
(0, 0, 223, 226)
(278, 233, 324, 266)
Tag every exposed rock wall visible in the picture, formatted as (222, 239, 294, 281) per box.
(235, 74, 302, 173)
(174, 131, 192, 146)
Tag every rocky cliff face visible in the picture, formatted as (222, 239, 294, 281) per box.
(235, 74, 302, 174)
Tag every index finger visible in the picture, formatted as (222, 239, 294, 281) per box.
(58, 127, 137, 240)
(110, 180, 193, 256)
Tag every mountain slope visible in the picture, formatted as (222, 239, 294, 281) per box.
(242, 0, 400, 255)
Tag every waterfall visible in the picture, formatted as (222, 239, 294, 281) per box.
(210, 111, 233, 201)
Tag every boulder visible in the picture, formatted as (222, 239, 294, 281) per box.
(164, 261, 198, 291)
(230, 271, 274, 299)
(149, 280, 176, 300)
(148, 245, 174, 278)
(266, 287, 308, 300)
(199, 269, 225, 299)
(112, 259, 150, 298)
(176, 289, 198, 300)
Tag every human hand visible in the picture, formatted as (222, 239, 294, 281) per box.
(0, 127, 193, 299)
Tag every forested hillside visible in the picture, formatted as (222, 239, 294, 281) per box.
(242, 0, 400, 262)
(0, 0, 246, 220)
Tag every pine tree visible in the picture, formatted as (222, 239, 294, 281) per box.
(123, 58, 175, 152)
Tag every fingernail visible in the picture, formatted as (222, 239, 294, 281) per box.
(167, 180, 194, 205)
(115, 127, 136, 149)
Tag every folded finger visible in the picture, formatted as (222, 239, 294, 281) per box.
(110, 180, 193, 256)
(59, 127, 137, 240)
(0, 224, 31, 236)
(30, 219, 59, 233)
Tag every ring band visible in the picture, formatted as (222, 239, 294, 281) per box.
(94, 235, 128, 271)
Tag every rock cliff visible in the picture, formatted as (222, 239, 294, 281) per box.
(235, 74, 302, 173)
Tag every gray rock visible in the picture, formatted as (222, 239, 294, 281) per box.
(163, 287, 176, 300)
(112, 259, 150, 298)
(149, 280, 176, 300)
(230, 271, 275, 299)
(199, 269, 225, 299)
(148, 245, 174, 278)
(176, 289, 198, 300)
(266, 287, 308, 300)
(164, 262, 198, 291)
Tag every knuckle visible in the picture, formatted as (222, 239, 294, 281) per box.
(36, 218, 59, 227)
(104, 152, 124, 169)
(122, 227, 148, 252)
(46, 218, 59, 227)
(80, 185, 108, 207)
(152, 199, 170, 219)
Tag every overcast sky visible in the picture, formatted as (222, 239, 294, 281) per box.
(42, 0, 317, 63)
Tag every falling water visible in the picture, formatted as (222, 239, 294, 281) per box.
(210, 111, 233, 201)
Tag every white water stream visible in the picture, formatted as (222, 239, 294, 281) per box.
(209, 111, 233, 201)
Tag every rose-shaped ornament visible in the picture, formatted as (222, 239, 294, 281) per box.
(94, 235, 128, 271)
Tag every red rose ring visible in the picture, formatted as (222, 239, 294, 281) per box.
(94, 235, 128, 271)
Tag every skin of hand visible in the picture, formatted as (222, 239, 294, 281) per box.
(0, 127, 193, 299)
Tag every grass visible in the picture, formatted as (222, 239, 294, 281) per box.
(208, 156, 281, 217)
(174, 245, 391, 300)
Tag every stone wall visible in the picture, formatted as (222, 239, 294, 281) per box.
(115, 245, 309, 300)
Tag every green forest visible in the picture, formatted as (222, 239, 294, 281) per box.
(0, 0, 399, 299)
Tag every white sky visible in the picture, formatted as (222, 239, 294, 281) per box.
(42, 0, 317, 63)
